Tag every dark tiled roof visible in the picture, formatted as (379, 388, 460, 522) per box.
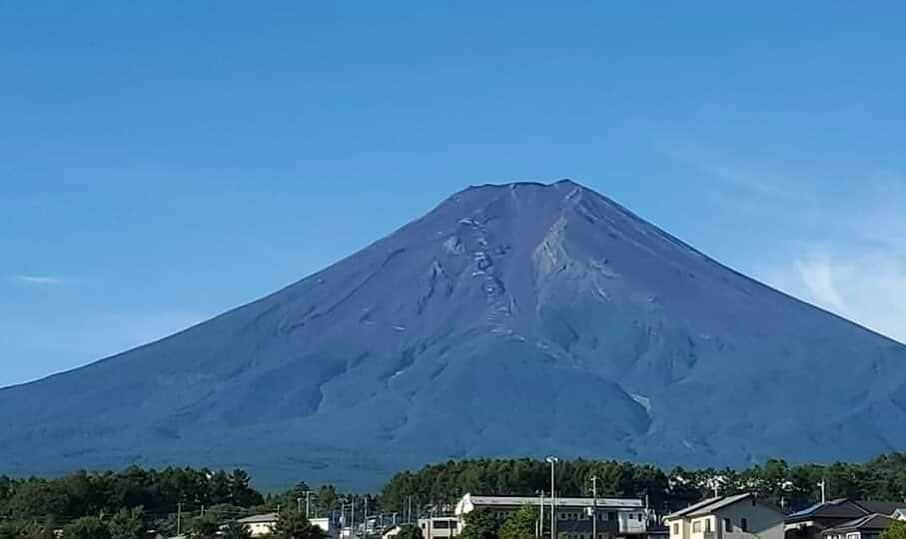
(786, 499, 868, 523)
(822, 513, 897, 535)
(857, 501, 905, 516)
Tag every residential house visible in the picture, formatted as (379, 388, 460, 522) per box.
(665, 493, 784, 539)
(238, 513, 279, 537)
(418, 517, 460, 539)
(786, 499, 906, 539)
(822, 514, 898, 539)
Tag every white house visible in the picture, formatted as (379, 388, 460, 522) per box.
(665, 494, 784, 539)
(418, 517, 461, 539)
(238, 513, 279, 537)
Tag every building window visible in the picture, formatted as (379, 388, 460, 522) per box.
(705, 520, 712, 533)
(741, 519, 748, 533)
(608, 512, 617, 521)
(724, 519, 732, 532)
(693, 521, 702, 533)
(673, 524, 680, 535)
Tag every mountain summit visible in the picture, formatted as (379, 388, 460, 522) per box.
(2, 180, 905, 489)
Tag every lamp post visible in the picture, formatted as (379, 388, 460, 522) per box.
(546, 457, 559, 539)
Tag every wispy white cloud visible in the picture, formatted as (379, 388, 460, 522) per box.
(662, 140, 906, 344)
(10, 274, 66, 286)
(767, 250, 906, 343)
(658, 138, 811, 202)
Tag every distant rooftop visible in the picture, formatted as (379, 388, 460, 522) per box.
(238, 513, 279, 524)
(461, 493, 644, 509)
(666, 494, 764, 520)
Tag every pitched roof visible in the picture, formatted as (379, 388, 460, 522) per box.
(238, 513, 279, 524)
(786, 499, 869, 523)
(665, 497, 723, 520)
(688, 493, 755, 517)
(823, 513, 898, 535)
(666, 494, 765, 520)
(857, 501, 905, 516)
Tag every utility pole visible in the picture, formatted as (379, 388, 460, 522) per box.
(591, 476, 598, 539)
(306, 491, 313, 518)
(818, 481, 827, 504)
(408, 496, 413, 525)
(176, 503, 182, 536)
(352, 497, 356, 539)
(364, 497, 369, 538)
(298, 497, 303, 513)
(546, 457, 559, 539)
(537, 491, 545, 539)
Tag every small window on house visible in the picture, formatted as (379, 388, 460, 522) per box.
(673, 524, 680, 535)
(705, 519, 712, 532)
(741, 519, 748, 532)
(451, 522, 458, 529)
(724, 519, 732, 532)
(693, 521, 702, 533)
(609, 512, 617, 521)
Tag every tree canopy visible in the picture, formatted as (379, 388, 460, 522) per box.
(499, 505, 538, 539)
(881, 521, 906, 539)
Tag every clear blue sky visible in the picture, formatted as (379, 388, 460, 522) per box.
(3, 2, 905, 387)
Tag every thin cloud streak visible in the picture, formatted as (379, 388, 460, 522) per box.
(10, 274, 66, 286)
(663, 139, 906, 344)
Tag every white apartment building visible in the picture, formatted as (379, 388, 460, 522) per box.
(455, 493, 649, 539)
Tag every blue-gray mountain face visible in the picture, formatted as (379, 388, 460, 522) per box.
(2, 180, 905, 490)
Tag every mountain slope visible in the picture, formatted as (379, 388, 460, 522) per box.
(2, 180, 905, 489)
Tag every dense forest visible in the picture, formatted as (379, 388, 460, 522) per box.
(379, 454, 906, 515)
(4, 454, 906, 537)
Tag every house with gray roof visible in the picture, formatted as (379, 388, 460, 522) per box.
(821, 513, 898, 539)
(786, 499, 906, 539)
(665, 493, 784, 539)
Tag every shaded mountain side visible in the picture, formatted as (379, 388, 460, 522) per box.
(2, 180, 905, 490)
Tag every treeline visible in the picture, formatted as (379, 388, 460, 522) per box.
(6, 453, 906, 536)
(0, 466, 265, 536)
(380, 453, 906, 514)
(0, 466, 372, 538)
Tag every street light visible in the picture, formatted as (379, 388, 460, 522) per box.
(546, 457, 559, 539)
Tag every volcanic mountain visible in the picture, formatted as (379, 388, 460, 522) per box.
(2, 180, 905, 489)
